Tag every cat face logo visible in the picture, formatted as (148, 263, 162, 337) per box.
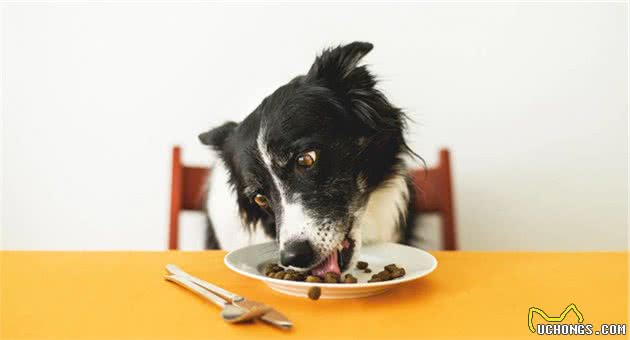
(528, 303, 584, 333)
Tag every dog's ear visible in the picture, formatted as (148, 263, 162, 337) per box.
(307, 42, 401, 132)
(306, 41, 374, 91)
(198, 121, 237, 149)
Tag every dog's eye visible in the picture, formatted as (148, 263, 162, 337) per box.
(297, 150, 317, 168)
(254, 194, 269, 208)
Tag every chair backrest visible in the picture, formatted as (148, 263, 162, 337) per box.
(168, 146, 209, 249)
(169, 146, 457, 250)
(409, 149, 457, 250)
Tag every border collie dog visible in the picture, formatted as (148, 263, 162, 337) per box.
(200, 42, 417, 276)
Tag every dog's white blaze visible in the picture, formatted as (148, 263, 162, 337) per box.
(279, 202, 312, 241)
(256, 129, 314, 245)
(358, 172, 409, 243)
(207, 160, 272, 250)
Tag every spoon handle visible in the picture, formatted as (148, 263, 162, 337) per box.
(165, 264, 241, 302)
(165, 275, 227, 308)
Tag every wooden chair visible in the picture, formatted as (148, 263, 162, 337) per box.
(168, 146, 210, 250)
(169, 147, 457, 250)
(409, 149, 458, 250)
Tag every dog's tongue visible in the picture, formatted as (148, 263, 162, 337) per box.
(310, 251, 340, 277)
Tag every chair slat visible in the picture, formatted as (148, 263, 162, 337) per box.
(182, 167, 210, 211)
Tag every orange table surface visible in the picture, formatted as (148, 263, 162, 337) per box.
(1, 251, 627, 340)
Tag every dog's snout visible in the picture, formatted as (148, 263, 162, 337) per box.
(280, 240, 315, 268)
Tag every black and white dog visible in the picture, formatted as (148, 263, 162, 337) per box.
(200, 42, 417, 276)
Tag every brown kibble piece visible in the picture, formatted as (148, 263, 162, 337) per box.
(263, 263, 282, 275)
(262, 263, 274, 275)
(364, 268, 372, 273)
(344, 274, 358, 284)
(368, 277, 382, 283)
(305, 275, 322, 283)
(356, 261, 368, 270)
(384, 264, 398, 273)
(324, 272, 340, 283)
(308, 287, 321, 300)
(390, 268, 406, 279)
(261, 263, 316, 281)
(376, 270, 392, 281)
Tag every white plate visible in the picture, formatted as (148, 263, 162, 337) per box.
(224, 242, 437, 299)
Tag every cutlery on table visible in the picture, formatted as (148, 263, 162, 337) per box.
(165, 274, 268, 323)
(165, 264, 292, 329)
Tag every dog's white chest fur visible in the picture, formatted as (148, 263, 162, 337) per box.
(207, 162, 408, 250)
(355, 174, 409, 244)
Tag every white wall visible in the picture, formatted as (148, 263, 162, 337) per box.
(2, 3, 627, 251)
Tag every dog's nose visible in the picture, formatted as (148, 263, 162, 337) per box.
(280, 240, 315, 268)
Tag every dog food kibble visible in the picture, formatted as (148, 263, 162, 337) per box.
(260, 262, 406, 287)
(344, 274, 358, 284)
(324, 272, 340, 283)
(305, 275, 322, 283)
(356, 261, 369, 270)
(308, 287, 321, 300)
(390, 268, 406, 279)
(384, 264, 398, 272)
(376, 270, 392, 281)
(283, 273, 299, 281)
(263, 264, 274, 275)
(372, 264, 406, 281)
(263, 263, 281, 275)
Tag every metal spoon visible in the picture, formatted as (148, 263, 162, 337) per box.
(165, 275, 269, 323)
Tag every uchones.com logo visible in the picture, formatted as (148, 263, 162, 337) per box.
(528, 304, 627, 336)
